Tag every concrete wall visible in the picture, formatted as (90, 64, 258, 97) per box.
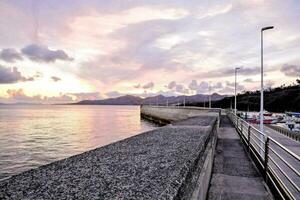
(141, 105, 220, 124)
(141, 106, 220, 200)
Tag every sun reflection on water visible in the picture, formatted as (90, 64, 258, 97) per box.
(0, 105, 157, 180)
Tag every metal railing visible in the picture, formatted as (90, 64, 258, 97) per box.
(266, 124, 300, 142)
(227, 112, 300, 200)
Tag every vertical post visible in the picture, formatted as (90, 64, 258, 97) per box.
(235, 69, 237, 115)
(209, 82, 211, 108)
(166, 99, 168, 107)
(248, 125, 251, 152)
(183, 97, 186, 107)
(260, 30, 264, 134)
(241, 121, 243, 135)
(264, 137, 270, 181)
(260, 26, 274, 134)
(234, 67, 240, 115)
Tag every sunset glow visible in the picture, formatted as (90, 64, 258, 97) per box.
(1, 0, 300, 103)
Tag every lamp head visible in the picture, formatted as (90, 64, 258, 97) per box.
(262, 26, 274, 31)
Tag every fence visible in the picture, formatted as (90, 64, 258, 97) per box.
(266, 125, 300, 142)
(227, 112, 300, 200)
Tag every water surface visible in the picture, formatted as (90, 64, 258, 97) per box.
(0, 105, 157, 180)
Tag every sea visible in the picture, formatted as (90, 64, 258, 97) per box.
(0, 105, 157, 180)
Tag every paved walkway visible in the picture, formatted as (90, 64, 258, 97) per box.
(207, 115, 273, 200)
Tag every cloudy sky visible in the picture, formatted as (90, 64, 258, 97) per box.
(0, 0, 299, 103)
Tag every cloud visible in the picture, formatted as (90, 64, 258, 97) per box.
(188, 80, 222, 93)
(51, 76, 61, 82)
(244, 78, 254, 83)
(166, 81, 189, 94)
(1, 1, 300, 99)
(21, 44, 73, 63)
(0, 65, 35, 84)
(71, 1, 299, 89)
(213, 82, 223, 89)
(226, 81, 235, 87)
(281, 64, 300, 77)
(142, 82, 154, 89)
(218, 87, 235, 94)
(77, 17, 193, 84)
(188, 80, 198, 90)
(7, 89, 42, 102)
(175, 84, 189, 94)
(133, 82, 154, 90)
(44, 94, 73, 102)
(196, 81, 209, 93)
(167, 81, 177, 90)
(105, 91, 122, 98)
(194, 66, 262, 79)
(133, 83, 141, 88)
(3, 89, 98, 103)
(0, 48, 23, 63)
(218, 81, 245, 94)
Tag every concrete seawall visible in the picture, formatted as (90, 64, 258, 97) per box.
(141, 106, 221, 199)
(141, 105, 220, 125)
(0, 106, 220, 200)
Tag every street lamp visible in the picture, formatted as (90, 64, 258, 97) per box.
(234, 67, 240, 115)
(260, 26, 274, 134)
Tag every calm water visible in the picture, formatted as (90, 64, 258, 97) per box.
(0, 105, 157, 180)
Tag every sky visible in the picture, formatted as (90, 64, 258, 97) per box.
(0, 0, 300, 103)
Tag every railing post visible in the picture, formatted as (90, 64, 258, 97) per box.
(264, 137, 270, 181)
(241, 121, 243, 135)
(248, 125, 251, 152)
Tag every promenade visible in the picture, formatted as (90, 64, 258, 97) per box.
(208, 115, 272, 199)
(229, 112, 300, 199)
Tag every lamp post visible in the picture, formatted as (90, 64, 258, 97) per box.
(209, 82, 212, 108)
(234, 67, 240, 115)
(260, 26, 274, 134)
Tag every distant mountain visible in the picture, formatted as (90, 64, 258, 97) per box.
(75, 95, 143, 105)
(73, 93, 226, 105)
(187, 81, 300, 112)
(142, 93, 225, 106)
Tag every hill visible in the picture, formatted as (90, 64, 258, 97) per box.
(74, 93, 226, 106)
(187, 80, 300, 112)
(75, 95, 142, 105)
